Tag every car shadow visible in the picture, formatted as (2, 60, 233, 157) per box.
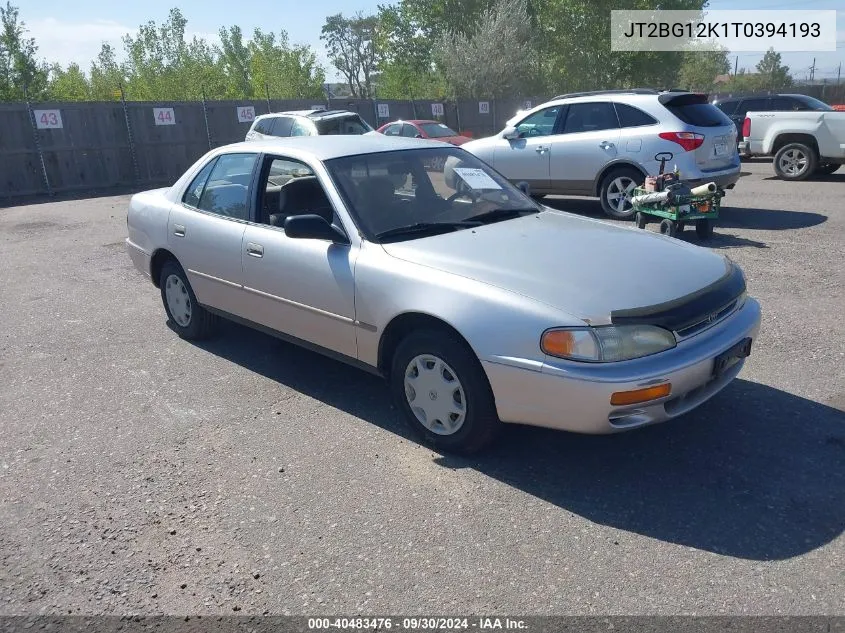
(541, 199, 827, 234)
(191, 319, 845, 562)
(763, 172, 845, 184)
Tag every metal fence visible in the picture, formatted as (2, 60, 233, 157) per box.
(1, 96, 545, 200)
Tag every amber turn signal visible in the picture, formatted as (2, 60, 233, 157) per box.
(610, 383, 672, 406)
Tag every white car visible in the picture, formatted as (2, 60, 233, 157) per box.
(461, 89, 741, 219)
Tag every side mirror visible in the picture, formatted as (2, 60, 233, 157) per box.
(284, 214, 348, 243)
(415, 133, 423, 139)
(516, 181, 531, 196)
(502, 125, 521, 140)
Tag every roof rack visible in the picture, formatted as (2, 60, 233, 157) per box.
(551, 88, 662, 100)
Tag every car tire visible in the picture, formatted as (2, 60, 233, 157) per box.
(389, 329, 501, 455)
(695, 219, 714, 239)
(815, 162, 841, 176)
(659, 218, 678, 237)
(773, 143, 817, 181)
(635, 212, 647, 229)
(159, 260, 218, 340)
(599, 167, 643, 219)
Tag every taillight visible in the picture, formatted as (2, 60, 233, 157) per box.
(741, 117, 751, 138)
(658, 131, 705, 152)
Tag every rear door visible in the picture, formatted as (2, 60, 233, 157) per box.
(661, 93, 738, 172)
(547, 101, 621, 194)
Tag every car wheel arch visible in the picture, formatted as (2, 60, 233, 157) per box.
(150, 248, 180, 289)
(593, 162, 648, 196)
(377, 312, 480, 378)
(771, 133, 819, 157)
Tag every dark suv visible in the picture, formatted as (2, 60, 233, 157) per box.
(245, 109, 374, 141)
(711, 93, 833, 155)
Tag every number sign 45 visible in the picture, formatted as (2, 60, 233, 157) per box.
(34, 109, 63, 129)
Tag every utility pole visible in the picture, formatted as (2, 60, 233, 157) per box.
(809, 58, 816, 82)
(837, 62, 842, 86)
(734, 56, 738, 76)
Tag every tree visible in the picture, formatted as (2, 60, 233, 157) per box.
(218, 25, 252, 98)
(321, 12, 381, 98)
(756, 48, 792, 90)
(248, 29, 325, 99)
(89, 43, 125, 100)
(0, 1, 49, 100)
(48, 63, 90, 100)
(678, 47, 730, 92)
(434, 0, 536, 99)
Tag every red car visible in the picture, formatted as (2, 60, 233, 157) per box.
(375, 119, 471, 146)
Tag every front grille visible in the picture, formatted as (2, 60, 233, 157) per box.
(675, 297, 739, 338)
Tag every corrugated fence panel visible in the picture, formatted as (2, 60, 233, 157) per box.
(0, 97, 554, 200)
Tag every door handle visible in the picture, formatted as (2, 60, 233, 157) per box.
(173, 224, 186, 237)
(535, 145, 548, 154)
(599, 141, 615, 150)
(246, 242, 264, 258)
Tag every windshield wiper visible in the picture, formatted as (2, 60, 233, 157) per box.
(375, 221, 480, 241)
(463, 207, 541, 224)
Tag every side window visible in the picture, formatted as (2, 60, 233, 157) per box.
(400, 124, 418, 138)
(259, 156, 335, 229)
(196, 153, 258, 220)
(290, 118, 314, 136)
(515, 106, 561, 138)
(614, 103, 658, 128)
(383, 123, 401, 136)
(253, 118, 272, 135)
(771, 97, 804, 111)
(271, 116, 293, 137)
(561, 102, 619, 134)
(741, 98, 769, 114)
(715, 101, 738, 115)
(182, 158, 218, 208)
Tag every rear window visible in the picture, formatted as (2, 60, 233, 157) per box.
(664, 101, 734, 127)
(315, 114, 373, 135)
(714, 100, 738, 115)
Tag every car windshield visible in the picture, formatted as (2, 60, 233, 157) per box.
(325, 147, 541, 242)
(797, 96, 834, 111)
(315, 114, 374, 135)
(420, 122, 458, 138)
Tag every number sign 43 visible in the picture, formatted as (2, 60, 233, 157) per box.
(34, 109, 63, 129)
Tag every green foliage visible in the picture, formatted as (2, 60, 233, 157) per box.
(755, 48, 792, 90)
(47, 63, 89, 100)
(678, 47, 730, 92)
(321, 12, 381, 98)
(0, 1, 49, 100)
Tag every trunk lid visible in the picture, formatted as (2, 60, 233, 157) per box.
(660, 92, 738, 172)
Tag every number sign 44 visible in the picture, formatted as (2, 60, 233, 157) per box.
(153, 107, 176, 126)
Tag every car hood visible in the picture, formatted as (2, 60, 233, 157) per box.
(441, 135, 470, 146)
(380, 210, 739, 326)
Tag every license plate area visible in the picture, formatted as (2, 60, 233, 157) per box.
(714, 142, 728, 156)
(713, 337, 752, 378)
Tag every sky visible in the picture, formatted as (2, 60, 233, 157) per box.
(20, 0, 845, 85)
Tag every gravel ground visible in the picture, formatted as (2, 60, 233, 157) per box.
(0, 160, 843, 616)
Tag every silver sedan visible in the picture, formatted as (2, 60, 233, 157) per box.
(125, 135, 761, 454)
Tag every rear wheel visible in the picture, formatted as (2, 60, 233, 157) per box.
(773, 142, 817, 181)
(695, 219, 715, 239)
(815, 162, 841, 176)
(599, 167, 642, 219)
(389, 329, 501, 455)
(159, 260, 218, 340)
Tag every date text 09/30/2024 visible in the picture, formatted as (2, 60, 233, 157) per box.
(307, 618, 527, 630)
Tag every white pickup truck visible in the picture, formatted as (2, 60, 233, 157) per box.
(739, 110, 845, 180)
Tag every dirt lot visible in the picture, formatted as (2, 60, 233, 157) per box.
(0, 160, 843, 616)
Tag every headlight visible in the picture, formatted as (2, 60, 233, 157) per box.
(541, 325, 677, 362)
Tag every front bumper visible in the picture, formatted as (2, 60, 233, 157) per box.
(482, 296, 761, 434)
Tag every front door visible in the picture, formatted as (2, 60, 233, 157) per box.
(492, 104, 562, 192)
(548, 101, 622, 194)
(167, 152, 259, 318)
(239, 155, 359, 359)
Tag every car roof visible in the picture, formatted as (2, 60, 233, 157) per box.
(257, 109, 361, 120)
(226, 135, 450, 160)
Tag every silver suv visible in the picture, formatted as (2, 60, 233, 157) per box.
(461, 89, 740, 219)
(245, 109, 374, 140)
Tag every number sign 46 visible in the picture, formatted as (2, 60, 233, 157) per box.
(153, 107, 176, 126)
(34, 109, 63, 129)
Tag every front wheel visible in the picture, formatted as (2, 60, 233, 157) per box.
(659, 218, 678, 237)
(599, 168, 642, 219)
(159, 260, 218, 340)
(773, 142, 817, 181)
(635, 212, 647, 229)
(389, 329, 501, 455)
